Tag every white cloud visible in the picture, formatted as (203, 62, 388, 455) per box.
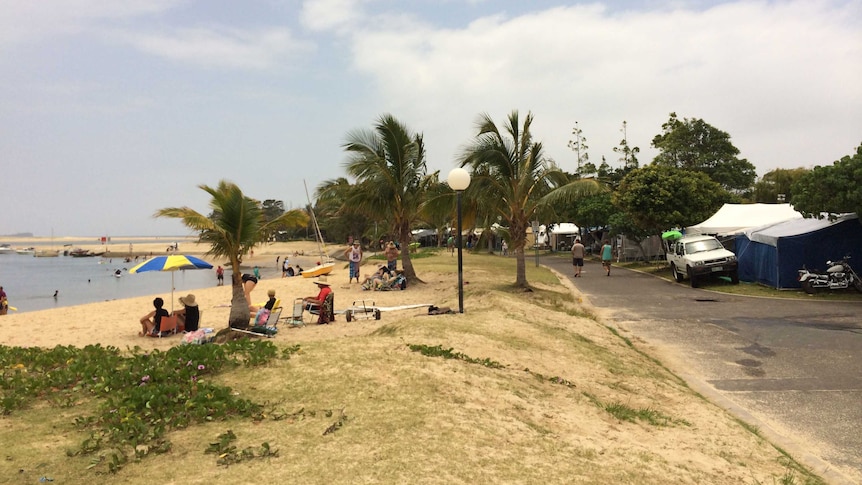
(123, 26, 312, 69)
(300, 0, 366, 32)
(344, 1, 862, 173)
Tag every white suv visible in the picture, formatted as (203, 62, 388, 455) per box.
(666, 235, 739, 288)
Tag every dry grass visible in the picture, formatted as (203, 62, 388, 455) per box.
(0, 250, 824, 484)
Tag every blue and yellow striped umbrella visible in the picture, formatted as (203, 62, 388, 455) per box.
(129, 254, 213, 274)
(129, 255, 213, 311)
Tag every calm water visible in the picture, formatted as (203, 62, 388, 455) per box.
(0, 253, 219, 313)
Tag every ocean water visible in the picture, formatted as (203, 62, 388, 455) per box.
(0, 253, 220, 313)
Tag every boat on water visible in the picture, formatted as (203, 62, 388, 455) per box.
(15, 247, 36, 255)
(301, 180, 335, 279)
(0, 244, 14, 255)
(34, 249, 60, 257)
(69, 248, 97, 257)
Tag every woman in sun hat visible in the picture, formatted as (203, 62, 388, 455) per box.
(175, 294, 200, 332)
(302, 276, 333, 323)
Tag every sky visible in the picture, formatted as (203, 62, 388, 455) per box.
(1, 0, 860, 237)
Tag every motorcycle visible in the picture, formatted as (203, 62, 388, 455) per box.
(797, 256, 862, 294)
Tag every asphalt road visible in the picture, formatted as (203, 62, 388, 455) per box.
(542, 255, 862, 485)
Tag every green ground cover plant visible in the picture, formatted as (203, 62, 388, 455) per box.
(0, 340, 299, 474)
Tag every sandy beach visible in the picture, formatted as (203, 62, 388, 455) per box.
(0, 240, 434, 349)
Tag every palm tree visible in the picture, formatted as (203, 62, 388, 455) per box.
(460, 111, 599, 288)
(343, 114, 435, 282)
(156, 180, 307, 328)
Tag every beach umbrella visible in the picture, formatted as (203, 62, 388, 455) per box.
(128, 255, 213, 311)
(661, 230, 683, 241)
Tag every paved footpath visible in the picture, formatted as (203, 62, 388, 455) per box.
(542, 256, 862, 485)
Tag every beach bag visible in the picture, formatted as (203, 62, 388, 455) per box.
(254, 308, 269, 327)
(181, 329, 213, 345)
(254, 308, 271, 326)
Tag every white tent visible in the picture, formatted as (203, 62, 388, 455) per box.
(686, 203, 802, 237)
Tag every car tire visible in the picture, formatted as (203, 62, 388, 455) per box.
(687, 267, 699, 288)
(730, 270, 739, 284)
(671, 264, 684, 282)
(801, 280, 816, 294)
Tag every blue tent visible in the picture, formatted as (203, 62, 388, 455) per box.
(736, 214, 862, 289)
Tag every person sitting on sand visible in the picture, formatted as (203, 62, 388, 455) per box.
(361, 265, 391, 291)
(264, 289, 278, 311)
(174, 294, 200, 332)
(139, 297, 170, 336)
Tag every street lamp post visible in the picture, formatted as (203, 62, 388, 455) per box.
(447, 168, 471, 313)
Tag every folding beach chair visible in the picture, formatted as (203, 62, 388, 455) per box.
(284, 298, 306, 327)
(309, 292, 335, 324)
(147, 315, 177, 338)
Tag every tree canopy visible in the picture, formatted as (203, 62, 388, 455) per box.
(791, 142, 862, 219)
(651, 112, 756, 191)
(614, 165, 732, 235)
(342, 114, 434, 282)
(751, 168, 808, 204)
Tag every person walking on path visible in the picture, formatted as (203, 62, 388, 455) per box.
(601, 239, 613, 276)
(344, 241, 363, 283)
(384, 241, 399, 272)
(571, 238, 585, 277)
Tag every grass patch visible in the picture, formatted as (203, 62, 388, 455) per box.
(407, 343, 505, 369)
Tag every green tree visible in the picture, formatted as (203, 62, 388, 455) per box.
(651, 112, 756, 191)
(607, 210, 655, 260)
(156, 180, 307, 328)
(752, 168, 809, 203)
(343, 114, 434, 282)
(567, 121, 590, 176)
(315, 177, 371, 246)
(260, 199, 285, 241)
(614, 165, 732, 236)
(791, 142, 862, 219)
(613, 120, 640, 171)
(460, 110, 599, 288)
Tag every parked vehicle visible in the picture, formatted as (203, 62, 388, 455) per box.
(666, 234, 739, 288)
(797, 256, 862, 294)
